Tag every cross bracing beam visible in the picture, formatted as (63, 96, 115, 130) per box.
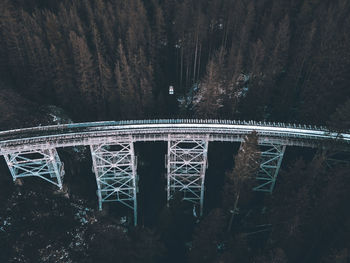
(90, 140, 137, 226)
(4, 148, 64, 188)
(253, 143, 286, 193)
(167, 136, 209, 215)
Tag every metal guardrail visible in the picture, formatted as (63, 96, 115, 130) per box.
(0, 119, 331, 135)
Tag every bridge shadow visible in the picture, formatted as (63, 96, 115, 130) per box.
(205, 142, 240, 211)
(57, 147, 96, 200)
(135, 142, 167, 227)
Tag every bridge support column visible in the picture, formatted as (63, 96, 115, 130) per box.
(90, 139, 137, 226)
(253, 143, 286, 193)
(167, 136, 209, 216)
(4, 148, 64, 188)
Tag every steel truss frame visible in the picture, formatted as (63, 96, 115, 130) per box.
(90, 140, 137, 225)
(167, 136, 209, 215)
(253, 143, 286, 193)
(4, 148, 64, 188)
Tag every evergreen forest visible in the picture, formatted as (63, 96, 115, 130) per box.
(0, 0, 350, 262)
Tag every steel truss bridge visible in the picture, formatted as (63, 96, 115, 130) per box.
(0, 119, 349, 225)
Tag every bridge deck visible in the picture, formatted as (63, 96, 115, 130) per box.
(0, 119, 349, 154)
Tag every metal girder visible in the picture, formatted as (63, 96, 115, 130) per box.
(4, 148, 64, 188)
(90, 140, 137, 226)
(253, 143, 286, 193)
(167, 136, 209, 215)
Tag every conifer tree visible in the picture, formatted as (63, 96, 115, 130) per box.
(328, 98, 350, 131)
(271, 15, 290, 75)
(49, 44, 74, 108)
(223, 131, 260, 232)
(92, 22, 112, 115)
(194, 49, 226, 117)
(69, 31, 98, 117)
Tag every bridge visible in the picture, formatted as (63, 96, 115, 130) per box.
(0, 119, 349, 226)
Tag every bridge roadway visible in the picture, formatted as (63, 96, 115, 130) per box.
(0, 119, 349, 152)
(0, 119, 349, 225)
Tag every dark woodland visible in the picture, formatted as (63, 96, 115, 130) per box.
(0, 0, 350, 262)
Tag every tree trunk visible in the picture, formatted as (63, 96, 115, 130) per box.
(227, 190, 240, 232)
(196, 44, 202, 83)
(193, 30, 199, 85)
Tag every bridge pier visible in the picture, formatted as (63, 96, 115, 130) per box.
(4, 148, 64, 188)
(167, 136, 209, 216)
(90, 139, 137, 226)
(253, 143, 286, 193)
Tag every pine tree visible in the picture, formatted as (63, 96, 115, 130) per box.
(0, 4, 26, 86)
(49, 44, 74, 108)
(92, 22, 112, 116)
(44, 11, 64, 49)
(94, 0, 116, 59)
(328, 98, 350, 131)
(69, 31, 98, 117)
(223, 131, 260, 232)
(194, 49, 226, 118)
(271, 14, 290, 75)
(115, 41, 137, 118)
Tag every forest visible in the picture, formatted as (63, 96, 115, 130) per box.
(0, 0, 350, 262)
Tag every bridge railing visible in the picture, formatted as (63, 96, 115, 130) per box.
(0, 119, 337, 145)
(0, 119, 330, 134)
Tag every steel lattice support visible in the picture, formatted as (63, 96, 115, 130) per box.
(4, 148, 64, 188)
(90, 140, 137, 226)
(253, 143, 286, 193)
(167, 136, 209, 216)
